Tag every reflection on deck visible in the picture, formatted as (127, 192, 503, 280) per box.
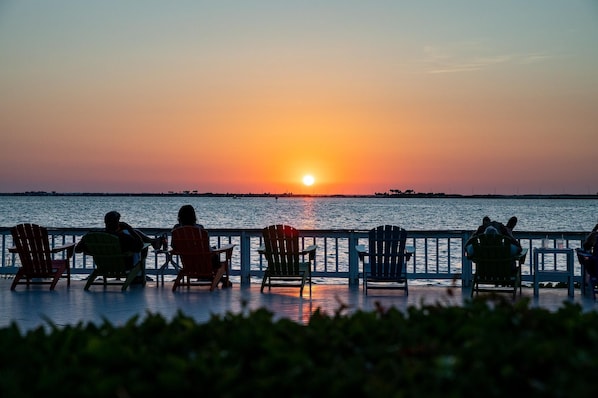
(1, 278, 596, 333)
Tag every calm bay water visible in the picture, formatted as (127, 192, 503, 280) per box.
(1, 196, 597, 232)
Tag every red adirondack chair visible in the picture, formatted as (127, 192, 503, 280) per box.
(10, 223, 74, 290)
(170, 226, 235, 292)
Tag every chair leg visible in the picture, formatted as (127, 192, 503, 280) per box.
(211, 266, 226, 292)
(50, 265, 66, 290)
(67, 263, 71, 286)
(122, 264, 142, 291)
(172, 273, 184, 292)
(10, 269, 24, 291)
(84, 271, 98, 291)
(50, 274, 61, 290)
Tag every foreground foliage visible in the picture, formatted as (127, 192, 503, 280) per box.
(1, 296, 597, 397)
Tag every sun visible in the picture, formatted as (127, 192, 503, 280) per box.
(302, 174, 315, 186)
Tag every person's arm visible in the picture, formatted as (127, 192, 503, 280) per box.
(75, 235, 87, 253)
(584, 231, 597, 252)
(118, 222, 149, 244)
(118, 233, 144, 253)
(593, 236, 598, 256)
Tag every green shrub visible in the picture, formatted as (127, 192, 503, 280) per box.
(0, 296, 596, 397)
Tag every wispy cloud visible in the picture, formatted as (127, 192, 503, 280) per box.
(422, 41, 554, 74)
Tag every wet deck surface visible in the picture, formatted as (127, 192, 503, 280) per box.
(1, 276, 596, 333)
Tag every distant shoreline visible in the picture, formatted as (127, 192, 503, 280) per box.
(1, 191, 597, 200)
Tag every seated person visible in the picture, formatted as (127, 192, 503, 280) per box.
(580, 223, 598, 278)
(471, 216, 519, 243)
(465, 216, 522, 260)
(465, 216, 521, 250)
(465, 225, 521, 257)
(172, 204, 205, 229)
(582, 223, 598, 252)
(171, 204, 232, 288)
(76, 211, 153, 270)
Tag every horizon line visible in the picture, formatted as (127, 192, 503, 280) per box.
(1, 191, 597, 199)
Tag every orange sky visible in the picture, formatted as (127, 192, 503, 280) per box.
(1, 1, 597, 195)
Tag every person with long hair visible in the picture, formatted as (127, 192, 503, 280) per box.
(171, 204, 232, 288)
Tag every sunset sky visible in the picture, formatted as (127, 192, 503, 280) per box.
(1, 1, 597, 195)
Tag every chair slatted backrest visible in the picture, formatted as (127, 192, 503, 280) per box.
(470, 234, 515, 280)
(83, 232, 131, 276)
(262, 225, 302, 276)
(11, 223, 54, 275)
(368, 225, 407, 279)
(171, 226, 214, 279)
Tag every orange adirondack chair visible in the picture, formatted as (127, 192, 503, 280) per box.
(170, 226, 235, 292)
(10, 223, 74, 290)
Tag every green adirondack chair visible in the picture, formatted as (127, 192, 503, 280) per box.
(258, 224, 317, 297)
(81, 232, 148, 291)
(466, 233, 527, 298)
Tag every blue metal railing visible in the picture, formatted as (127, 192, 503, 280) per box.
(0, 227, 588, 288)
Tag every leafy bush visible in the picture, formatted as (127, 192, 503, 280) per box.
(0, 296, 596, 397)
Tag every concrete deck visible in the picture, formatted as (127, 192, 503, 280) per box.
(1, 277, 596, 333)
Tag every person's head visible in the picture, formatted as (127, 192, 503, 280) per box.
(104, 211, 121, 232)
(177, 205, 197, 226)
(484, 226, 498, 235)
(482, 216, 491, 226)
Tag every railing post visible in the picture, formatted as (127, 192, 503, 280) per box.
(348, 230, 360, 286)
(239, 231, 252, 287)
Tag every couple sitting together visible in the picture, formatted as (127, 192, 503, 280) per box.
(75, 204, 232, 289)
(465, 215, 522, 259)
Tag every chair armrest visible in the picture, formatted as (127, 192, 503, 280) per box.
(257, 245, 317, 260)
(212, 244, 236, 260)
(405, 245, 415, 261)
(355, 245, 414, 262)
(576, 249, 595, 270)
(123, 242, 151, 257)
(300, 244, 317, 260)
(10, 243, 77, 258)
(355, 245, 367, 261)
(51, 242, 76, 258)
(516, 248, 528, 264)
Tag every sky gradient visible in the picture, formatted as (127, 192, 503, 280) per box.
(1, 1, 597, 195)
